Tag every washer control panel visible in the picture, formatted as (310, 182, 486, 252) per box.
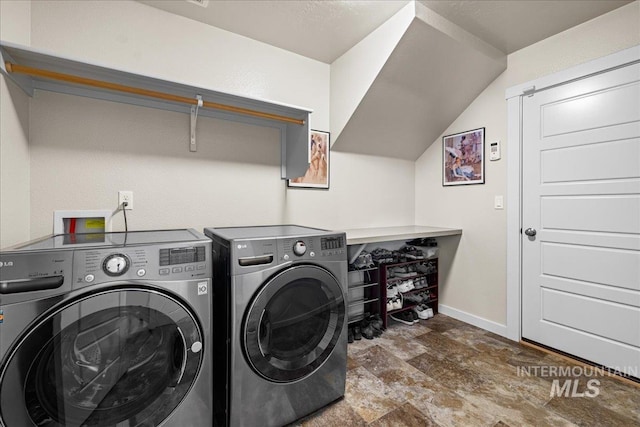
(74, 242, 210, 284)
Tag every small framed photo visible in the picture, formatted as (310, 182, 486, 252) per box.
(442, 127, 485, 186)
(287, 130, 330, 189)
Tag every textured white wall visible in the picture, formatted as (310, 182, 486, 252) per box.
(415, 1, 640, 326)
(24, 0, 415, 238)
(0, 0, 30, 44)
(285, 152, 415, 231)
(0, 0, 31, 248)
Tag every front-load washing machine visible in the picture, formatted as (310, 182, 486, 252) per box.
(205, 225, 348, 427)
(0, 229, 212, 427)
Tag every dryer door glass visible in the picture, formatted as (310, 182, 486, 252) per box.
(0, 289, 203, 427)
(244, 265, 345, 382)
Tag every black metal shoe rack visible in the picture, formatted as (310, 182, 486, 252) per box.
(380, 258, 439, 329)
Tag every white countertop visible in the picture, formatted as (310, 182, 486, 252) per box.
(340, 225, 462, 245)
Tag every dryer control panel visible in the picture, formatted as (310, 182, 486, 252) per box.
(278, 234, 346, 263)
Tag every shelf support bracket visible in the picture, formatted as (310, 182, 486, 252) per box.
(190, 95, 203, 152)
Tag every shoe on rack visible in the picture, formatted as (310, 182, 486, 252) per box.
(353, 326, 362, 340)
(365, 314, 383, 338)
(403, 293, 422, 304)
(416, 263, 430, 274)
(393, 266, 416, 278)
(406, 279, 415, 291)
(369, 313, 384, 330)
(350, 251, 371, 270)
(413, 305, 429, 320)
(400, 246, 425, 260)
(371, 248, 394, 265)
(391, 250, 406, 263)
(425, 307, 434, 319)
(390, 311, 415, 326)
(416, 277, 428, 289)
(387, 284, 398, 297)
(388, 266, 405, 276)
(410, 310, 420, 324)
(386, 299, 394, 311)
(425, 261, 437, 274)
(419, 291, 431, 304)
(392, 294, 403, 310)
(365, 252, 375, 268)
(397, 280, 411, 293)
(361, 321, 375, 340)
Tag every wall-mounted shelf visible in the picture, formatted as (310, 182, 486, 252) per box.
(0, 41, 312, 179)
(342, 225, 462, 246)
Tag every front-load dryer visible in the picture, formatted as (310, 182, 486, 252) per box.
(0, 229, 212, 427)
(205, 225, 348, 427)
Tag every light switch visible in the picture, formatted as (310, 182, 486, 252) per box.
(494, 195, 504, 210)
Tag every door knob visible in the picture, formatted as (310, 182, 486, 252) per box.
(524, 228, 537, 237)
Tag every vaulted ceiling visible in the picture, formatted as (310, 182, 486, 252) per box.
(139, 0, 632, 160)
(139, 0, 630, 62)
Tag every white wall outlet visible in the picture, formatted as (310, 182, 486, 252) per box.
(118, 191, 133, 210)
(494, 195, 504, 210)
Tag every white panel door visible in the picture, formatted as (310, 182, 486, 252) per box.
(522, 62, 640, 375)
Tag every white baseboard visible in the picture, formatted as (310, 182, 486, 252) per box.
(438, 304, 510, 339)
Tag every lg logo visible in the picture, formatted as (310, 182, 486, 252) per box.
(0, 261, 14, 268)
(237, 244, 247, 249)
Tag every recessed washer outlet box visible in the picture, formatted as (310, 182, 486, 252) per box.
(53, 210, 112, 234)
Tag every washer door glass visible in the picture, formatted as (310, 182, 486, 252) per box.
(244, 265, 345, 382)
(0, 289, 203, 427)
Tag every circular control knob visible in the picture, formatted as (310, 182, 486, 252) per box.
(293, 240, 307, 256)
(103, 254, 130, 276)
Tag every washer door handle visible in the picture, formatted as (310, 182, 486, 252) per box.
(171, 326, 189, 386)
(258, 309, 271, 358)
(0, 275, 64, 294)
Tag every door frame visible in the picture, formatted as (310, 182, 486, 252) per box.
(505, 45, 640, 341)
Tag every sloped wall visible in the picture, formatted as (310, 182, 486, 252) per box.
(331, 1, 506, 160)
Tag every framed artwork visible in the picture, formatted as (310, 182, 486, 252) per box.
(442, 127, 485, 186)
(287, 130, 330, 189)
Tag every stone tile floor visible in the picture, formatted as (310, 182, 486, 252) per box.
(294, 314, 639, 427)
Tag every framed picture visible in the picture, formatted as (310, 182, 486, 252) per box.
(287, 130, 330, 189)
(442, 127, 485, 186)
